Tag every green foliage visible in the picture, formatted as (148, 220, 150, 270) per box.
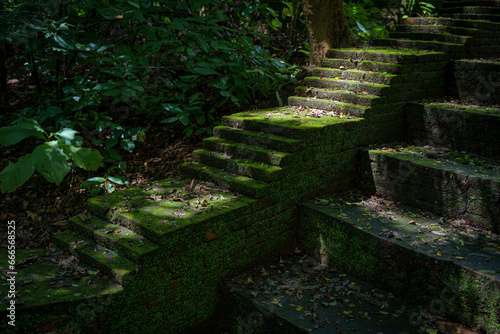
(405, 0, 436, 17)
(344, 0, 389, 41)
(0, 118, 103, 193)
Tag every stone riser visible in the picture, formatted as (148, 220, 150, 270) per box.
(364, 150, 500, 232)
(311, 67, 396, 85)
(295, 86, 379, 107)
(440, 5, 500, 14)
(321, 58, 402, 74)
(400, 17, 500, 31)
(441, 0, 500, 8)
(299, 201, 500, 332)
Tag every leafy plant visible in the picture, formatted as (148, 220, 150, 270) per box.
(405, 0, 436, 17)
(344, 0, 389, 41)
(0, 117, 103, 193)
(80, 175, 129, 195)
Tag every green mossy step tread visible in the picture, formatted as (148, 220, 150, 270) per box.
(400, 17, 500, 30)
(301, 195, 500, 332)
(373, 39, 464, 53)
(0, 248, 122, 315)
(203, 136, 293, 167)
(311, 67, 396, 85)
(303, 76, 390, 96)
(52, 230, 137, 285)
(389, 32, 471, 44)
(87, 178, 256, 245)
(193, 149, 284, 183)
(68, 214, 159, 263)
(366, 145, 500, 232)
(446, 13, 500, 20)
(295, 86, 380, 107)
(213, 125, 303, 153)
(221, 252, 442, 334)
(288, 96, 370, 117)
(181, 162, 271, 198)
(326, 47, 447, 63)
(321, 58, 402, 74)
(394, 24, 479, 35)
(440, 6, 500, 14)
(222, 108, 360, 140)
(425, 101, 500, 116)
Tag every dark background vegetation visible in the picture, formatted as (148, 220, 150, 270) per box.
(0, 0, 416, 247)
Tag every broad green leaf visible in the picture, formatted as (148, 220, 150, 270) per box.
(191, 67, 218, 75)
(54, 128, 82, 146)
(106, 138, 118, 149)
(80, 177, 106, 189)
(104, 183, 116, 193)
(179, 115, 189, 126)
(32, 141, 71, 185)
(54, 35, 74, 50)
(108, 176, 129, 185)
(0, 154, 35, 193)
(121, 139, 135, 152)
(160, 117, 178, 124)
(64, 145, 103, 170)
(0, 119, 46, 146)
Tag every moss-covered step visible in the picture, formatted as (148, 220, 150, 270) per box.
(441, 0, 500, 8)
(363, 145, 500, 232)
(0, 248, 123, 334)
(52, 230, 137, 285)
(67, 214, 160, 263)
(221, 107, 364, 142)
(407, 102, 500, 157)
(302, 76, 390, 96)
(299, 195, 500, 332)
(326, 47, 447, 64)
(320, 58, 402, 74)
(203, 136, 295, 167)
(217, 251, 441, 334)
(310, 67, 398, 85)
(193, 149, 285, 183)
(373, 38, 464, 53)
(287, 96, 370, 117)
(295, 86, 381, 107)
(447, 13, 500, 21)
(394, 24, 479, 36)
(452, 60, 500, 105)
(400, 17, 500, 31)
(181, 161, 271, 198)
(389, 31, 471, 44)
(440, 5, 500, 14)
(213, 125, 304, 153)
(87, 178, 257, 245)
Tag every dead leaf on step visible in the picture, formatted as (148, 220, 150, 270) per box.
(206, 229, 218, 241)
(51, 220, 67, 228)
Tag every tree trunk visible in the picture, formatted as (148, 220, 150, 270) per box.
(302, 0, 359, 66)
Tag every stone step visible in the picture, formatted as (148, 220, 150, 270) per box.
(400, 17, 500, 31)
(326, 47, 447, 63)
(446, 12, 500, 20)
(372, 38, 464, 53)
(219, 251, 443, 334)
(53, 230, 137, 286)
(67, 214, 160, 263)
(213, 125, 303, 153)
(300, 194, 500, 332)
(288, 96, 370, 118)
(86, 178, 256, 246)
(295, 86, 380, 107)
(407, 102, 500, 157)
(203, 136, 294, 167)
(321, 58, 402, 74)
(363, 145, 500, 233)
(440, 5, 500, 14)
(441, 0, 500, 8)
(221, 108, 362, 142)
(302, 76, 391, 96)
(310, 67, 397, 85)
(394, 24, 479, 36)
(181, 161, 272, 198)
(193, 149, 285, 183)
(389, 31, 471, 44)
(0, 248, 123, 329)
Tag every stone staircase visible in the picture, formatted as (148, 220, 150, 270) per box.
(2, 0, 499, 333)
